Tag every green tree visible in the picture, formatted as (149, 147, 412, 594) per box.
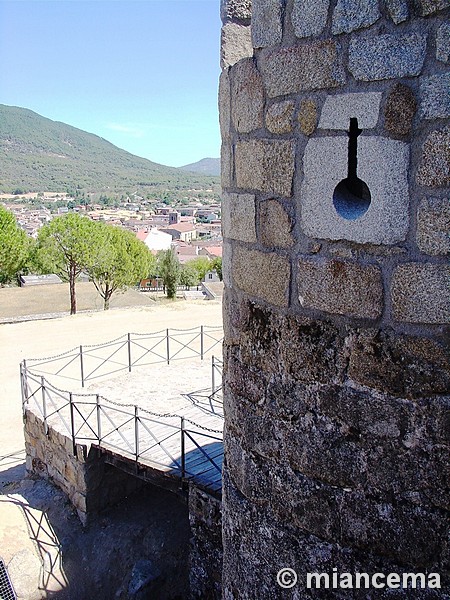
(0, 206, 30, 284)
(85, 224, 154, 310)
(210, 256, 223, 281)
(189, 256, 211, 284)
(35, 213, 97, 314)
(179, 262, 198, 288)
(156, 248, 180, 299)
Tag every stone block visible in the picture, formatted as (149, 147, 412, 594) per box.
(220, 22, 253, 69)
(291, 0, 329, 38)
(298, 99, 317, 135)
(420, 73, 450, 119)
(259, 199, 294, 248)
(251, 0, 283, 48)
(384, 83, 417, 136)
(415, 0, 449, 15)
(318, 92, 382, 130)
(221, 142, 233, 189)
(258, 41, 346, 98)
(416, 197, 450, 255)
(385, 0, 409, 23)
(235, 139, 295, 196)
(416, 127, 450, 188)
(348, 329, 450, 399)
(300, 136, 410, 244)
(436, 22, 450, 62)
(219, 69, 231, 141)
(298, 257, 383, 319)
(221, 0, 252, 21)
(332, 0, 380, 34)
(391, 263, 450, 324)
(230, 58, 264, 133)
(221, 192, 256, 243)
(265, 100, 294, 134)
(232, 246, 290, 307)
(349, 33, 426, 81)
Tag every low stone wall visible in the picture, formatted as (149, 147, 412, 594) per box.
(24, 409, 144, 524)
(24, 407, 224, 598)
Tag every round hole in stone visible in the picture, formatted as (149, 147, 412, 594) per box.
(333, 176, 371, 221)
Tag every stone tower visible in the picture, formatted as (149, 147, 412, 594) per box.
(220, 0, 449, 597)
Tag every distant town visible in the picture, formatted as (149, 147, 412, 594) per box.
(0, 190, 223, 265)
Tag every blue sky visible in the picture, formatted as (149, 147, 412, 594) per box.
(0, 0, 222, 167)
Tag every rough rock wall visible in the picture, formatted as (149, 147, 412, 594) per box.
(24, 409, 143, 524)
(220, 0, 449, 597)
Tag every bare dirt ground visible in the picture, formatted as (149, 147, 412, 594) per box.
(0, 285, 223, 599)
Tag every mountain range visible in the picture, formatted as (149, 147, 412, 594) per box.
(0, 104, 220, 194)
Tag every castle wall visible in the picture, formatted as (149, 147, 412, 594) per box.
(220, 0, 449, 596)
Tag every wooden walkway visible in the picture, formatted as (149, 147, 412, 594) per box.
(93, 399, 224, 495)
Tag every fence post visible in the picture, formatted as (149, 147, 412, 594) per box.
(128, 333, 132, 372)
(69, 392, 76, 455)
(181, 417, 186, 478)
(200, 325, 204, 360)
(135, 405, 139, 464)
(20, 363, 26, 414)
(166, 329, 170, 365)
(96, 394, 101, 443)
(41, 376, 48, 436)
(212, 356, 215, 395)
(80, 346, 85, 388)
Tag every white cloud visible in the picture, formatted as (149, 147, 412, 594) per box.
(105, 123, 145, 137)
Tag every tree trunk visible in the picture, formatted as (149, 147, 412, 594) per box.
(69, 265, 77, 315)
(103, 284, 111, 310)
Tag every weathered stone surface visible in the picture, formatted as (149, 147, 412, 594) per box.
(300, 136, 410, 244)
(222, 192, 256, 242)
(232, 246, 290, 306)
(348, 329, 450, 399)
(384, 83, 417, 136)
(416, 127, 450, 187)
(291, 0, 329, 38)
(298, 99, 317, 135)
(230, 58, 264, 133)
(218, 68, 231, 141)
(251, 0, 283, 48)
(258, 41, 346, 97)
(221, 0, 252, 21)
(318, 92, 382, 129)
(416, 197, 450, 255)
(220, 22, 253, 69)
(349, 33, 427, 81)
(226, 302, 348, 385)
(235, 139, 295, 196)
(221, 141, 233, 189)
(391, 263, 450, 324)
(332, 0, 380, 34)
(222, 241, 232, 289)
(188, 484, 222, 600)
(385, 0, 409, 23)
(298, 257, 383, 319)
(436, 22, 450, 62)
(420, 73, 450, 119)
(265, 100, 294, 134)
(415, 0, 449, 16)
(259, 199, 294, 248)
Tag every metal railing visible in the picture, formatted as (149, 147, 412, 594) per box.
(23, 325, 223, 387)
(21, 366, 223, 489)
(20, 325, 224, 491)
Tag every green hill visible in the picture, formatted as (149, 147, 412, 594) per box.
(0, 104, 220, 195)
(180, 157, 220, 177)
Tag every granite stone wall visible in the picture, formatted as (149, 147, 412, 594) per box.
(220, 0, 449, 597)
(24, 409, 145, 525)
